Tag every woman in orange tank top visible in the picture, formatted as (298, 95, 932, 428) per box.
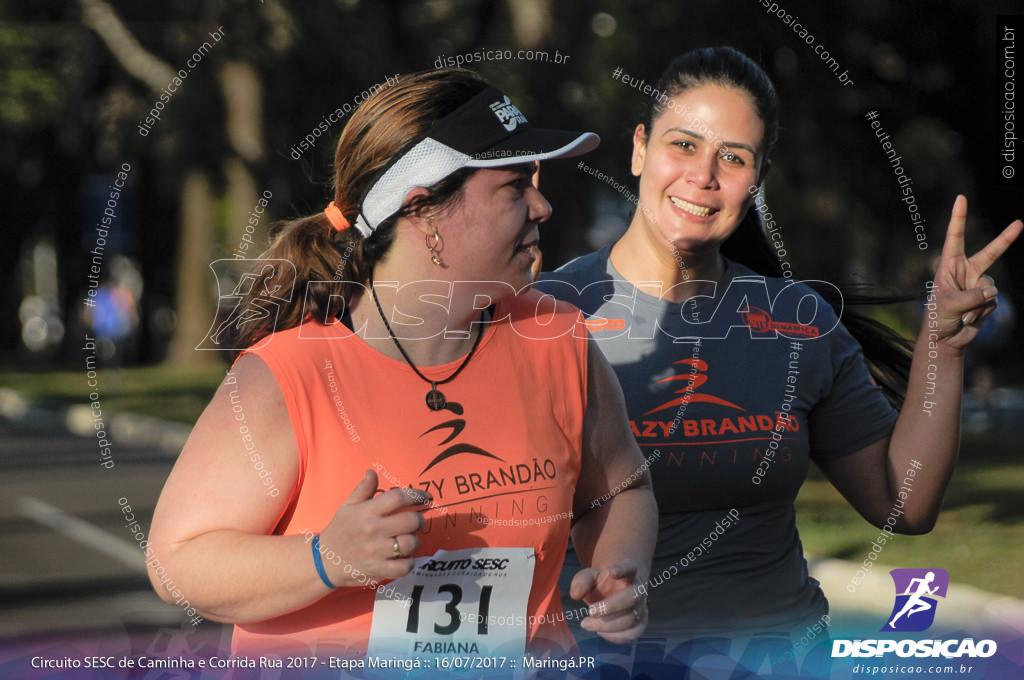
(146, 68, 657, 662)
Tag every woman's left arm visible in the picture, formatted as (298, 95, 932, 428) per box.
(569, 337, 659, 643)
(819, 196, 1021, 533)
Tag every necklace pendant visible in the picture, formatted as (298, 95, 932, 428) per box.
(370, 285, 486, 414)
(425, 388, 447, 411)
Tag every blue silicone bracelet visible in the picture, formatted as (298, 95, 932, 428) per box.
(311, 535, 336, 589)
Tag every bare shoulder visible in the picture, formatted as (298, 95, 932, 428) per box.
(152, 353, 299, 541)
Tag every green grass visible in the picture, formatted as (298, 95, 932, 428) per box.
(795, 431, 1024, 598)
(1, 364, 226, 424)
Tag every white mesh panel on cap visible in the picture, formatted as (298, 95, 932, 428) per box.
(354, 138, 470, 236)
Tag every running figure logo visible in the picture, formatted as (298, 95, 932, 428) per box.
(418, 401, 503, 475)
(882, 568, 949, 632)
(196, 259, 296, 351)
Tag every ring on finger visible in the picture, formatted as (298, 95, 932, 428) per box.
(391, 537, 402, 559)
(632, 607, 641, 622)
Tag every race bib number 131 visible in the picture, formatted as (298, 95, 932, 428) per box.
(367, 547, 535, 660)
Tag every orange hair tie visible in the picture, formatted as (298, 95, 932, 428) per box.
(324, 201, 351, 232)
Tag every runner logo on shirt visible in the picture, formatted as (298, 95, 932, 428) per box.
(414, 402, 558, 506)
(644, 358, 743, 416)
(418, 401, 503, 475)
(633, 356, 799, 440)
(629, 351, 801, 470)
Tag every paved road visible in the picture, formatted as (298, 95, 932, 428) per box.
(3, 399, 1022, 657)
(0, 414, 229, 648)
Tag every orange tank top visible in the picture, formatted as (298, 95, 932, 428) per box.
(232, 289, 588, 658)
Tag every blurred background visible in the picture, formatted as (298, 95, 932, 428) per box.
(1, 0, 1022, 661)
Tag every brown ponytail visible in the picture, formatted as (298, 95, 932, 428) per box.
(224, 69, 489, 359)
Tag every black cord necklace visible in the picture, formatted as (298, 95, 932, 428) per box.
(370, 284, 487, 411)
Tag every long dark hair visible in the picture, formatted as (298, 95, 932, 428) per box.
(645, 47, 913, 406)
(225, 69, 487, 360)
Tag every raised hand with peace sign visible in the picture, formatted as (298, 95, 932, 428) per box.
(930, 195, 1022, 349)
(818, 195, 1021, 537)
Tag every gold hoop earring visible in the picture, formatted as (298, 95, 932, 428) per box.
(426, 231, 443, 266)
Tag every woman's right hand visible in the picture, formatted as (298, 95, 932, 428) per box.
(319, 470, 432, 587)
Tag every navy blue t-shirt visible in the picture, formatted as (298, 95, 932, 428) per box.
(539, 246, 898, 635)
